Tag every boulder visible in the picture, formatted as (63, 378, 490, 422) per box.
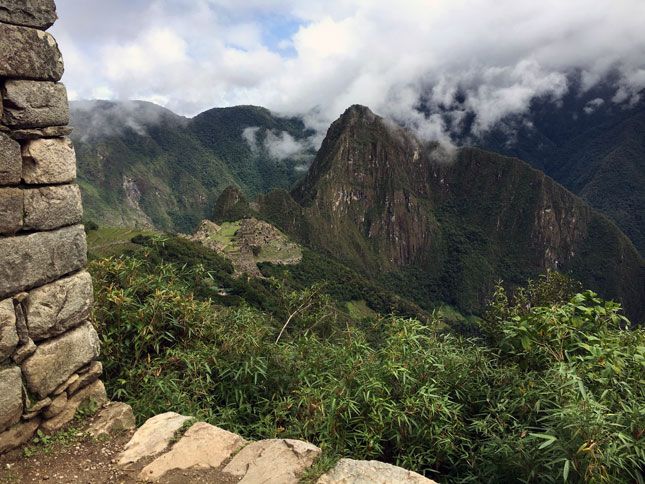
(0, 188, 23, 234)
(87, 402, 136, 439)
(0, 132, 21, 185)
(139, 422, 247, 481)
(0, 366, 23, 432)
(23, 184, 82, 231)
(1, 81, 68, 128)
(117, 412, 193, 467)
(25, 270, 93, 341)
(0, 225, 87, 299)
(21, 137, 76, 184)
(317, 459, 438, 484)
(223, 439, 321, 484)
(0, 418, 40, 454)
(0, 0, 57, 29)
(0, 24, 63, 81)
(67, 361, 102, 394)
(21, 322, 100, 399)
(40, 379, 107, 434)
(0, 299, 18, 362)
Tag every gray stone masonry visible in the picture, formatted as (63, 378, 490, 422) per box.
(0, 0, 102, 454)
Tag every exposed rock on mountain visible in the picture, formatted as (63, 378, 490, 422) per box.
(262, 105, 644, 320)
(473, 79, 645, 254)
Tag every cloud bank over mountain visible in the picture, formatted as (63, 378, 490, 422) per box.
(54, 0, 645, 142)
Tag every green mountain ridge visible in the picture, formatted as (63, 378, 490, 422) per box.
(249, 105, 644, 321)
(71, 101, 314, 232)
(476, 84, 645, 254)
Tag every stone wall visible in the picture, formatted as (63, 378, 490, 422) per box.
(0, 0, 104, 453)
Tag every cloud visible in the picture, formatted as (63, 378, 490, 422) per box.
(53, 0, 645, 143)
(264, 130, 312, 160)
(242, 126, 314, 160)
(242, 126, 260, 153)
(70, 100, 185, 142)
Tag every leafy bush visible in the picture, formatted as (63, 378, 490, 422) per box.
(89, 252, 644, 483)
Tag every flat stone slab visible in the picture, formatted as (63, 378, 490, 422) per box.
(0, 132, 22, 186)
(0, 298, 19, 362)
(0, 225, 87, 299)
(0, 0, 58, 29)
(0, 24, 63, 81)
(118, 412, 192, 467)
(2, 80, 69, 128)
(23, 184, 83, 231)
(317, 459, 438, 484)
(21, 137, 76, 184)
(223, 438, 321, 483)
(0, 366, 22, 432)
(0, 188, 23, 234)
(140, 422, 247, 481)
(21, 322, 100, 399)
(25, 270, 93, 341)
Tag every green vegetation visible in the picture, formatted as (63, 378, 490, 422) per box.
(90, 234, 645, 482)
(86, 227, 156, 259)
(72, 102, 313, 233)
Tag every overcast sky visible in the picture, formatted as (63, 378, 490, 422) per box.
(52, 0, 645, 140)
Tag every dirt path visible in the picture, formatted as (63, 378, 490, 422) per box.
(0, 424, 237, 483)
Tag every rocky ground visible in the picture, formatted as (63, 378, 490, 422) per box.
(0, 403, 437, 483)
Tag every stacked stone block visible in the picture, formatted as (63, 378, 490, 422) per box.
(0, 0, 104, 453)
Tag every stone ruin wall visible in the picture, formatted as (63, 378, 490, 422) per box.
(0, 0, 104, 453)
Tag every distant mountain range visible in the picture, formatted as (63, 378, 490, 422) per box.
(71, 101, 314, 232)
(70, 96, 644, 320)
(242, 106, 643, 321)
(468, 78, 645, 254)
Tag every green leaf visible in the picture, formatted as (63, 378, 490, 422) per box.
(530, 433, 558, 449)
(563, 459, 570, 481)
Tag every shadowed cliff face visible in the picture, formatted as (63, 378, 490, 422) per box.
(278, 105, 643, 320)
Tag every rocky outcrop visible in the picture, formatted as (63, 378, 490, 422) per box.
(139, 422, 247, 481)
(223, 438, 321, 483)
(117, 412, 192, 467)
(115, 413, 438, 483)
(0, 0, 101, 454)
(318, 459, 438, 483)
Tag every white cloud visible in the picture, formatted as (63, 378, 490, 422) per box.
(53, 0, 645, 142)
(242, 126, 260, 153)
(264, 130, 311, 160)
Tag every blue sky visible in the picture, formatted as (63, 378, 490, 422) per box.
(52, 0, 645, 140)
